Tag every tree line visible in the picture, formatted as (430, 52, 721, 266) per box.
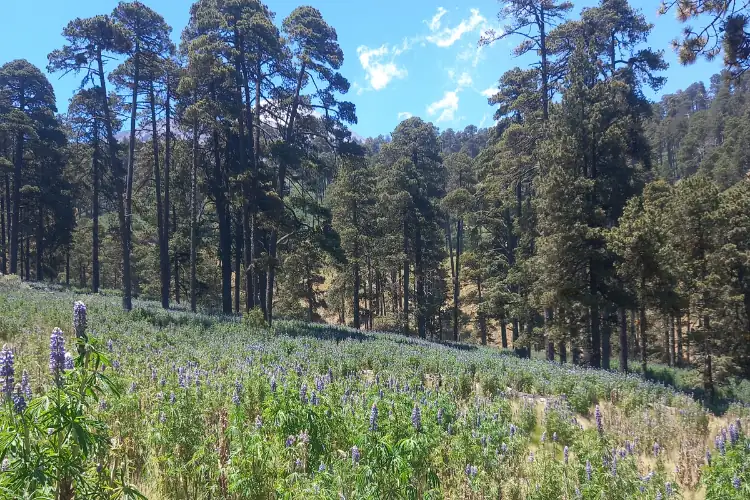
(1, 0, 749, 402)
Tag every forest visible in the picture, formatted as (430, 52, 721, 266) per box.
(1, 0, 750, 407)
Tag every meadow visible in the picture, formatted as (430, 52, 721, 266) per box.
(0, 277, 748, 499)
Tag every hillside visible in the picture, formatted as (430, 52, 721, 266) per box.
(0, 278, 747, 498)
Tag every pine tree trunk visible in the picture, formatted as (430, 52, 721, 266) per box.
(164, 74, 172, 306)
(559, 340, 567, 364)
(640, 306, 648, 373)
(545, 308, 555, 361)
(3, 174, 9, 275)
(403, 223, 410, 335)
(703, 314, 713, 403)
(500, 318, 507, 348)
(367, 256, 373, 329)
(150, 82, 169, 310)
(353, 261, 360, 329)
(95, 48, 125, 305)
(618, 307, 628, 372)
(10, 88, 25, 275)
(416, 225, 425, 339)
(122, 42, 140, 311)
(189, 116, 198, 313)
(669, 314, 676, 367)
(478, 275, 487, 345)
(92, 124, 100, 293)
(676, 309, 683, 367)
(0, 191, 5, 275)
(35, 203, 42, 281)
(601, 307, 611, 370)
(453, 218, 462, 341)
(589, 275, 601, 368)
(24, 236, 30, 281)
(214, 126, 232, 314)
(663, 314, 672, 366)
(234, 214, 242, 313)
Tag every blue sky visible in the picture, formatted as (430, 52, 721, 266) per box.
(0, 0, 724, 138)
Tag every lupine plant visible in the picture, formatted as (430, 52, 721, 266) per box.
(0, 298, 142, 498)
(0, 281, 747, 498)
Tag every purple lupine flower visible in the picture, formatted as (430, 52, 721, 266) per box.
(706, 449, 712, 466)
(437, 407, 444, 425)
(0, 345, 14, 399)
(169, 392, 175, 404)
(501, 443, 508, 454)
(447, 423, 453, 435)
(255, 415, 263, 429)
(369, 403, 378, 431)
(611, 456, 617, 477)
(270, 375, 277, 393)
(730, 424, 739, 446)
(656, 492, 662, 500)
(99, 399, 108, 411)
(64, 352, 74, 370)
(411, 404, 422, 432)
(653, 442, 661, 457)
(509, 424, 517, 437)
(299, 383, 308, 404)
(553, 432, 558, 442)
(465, 464, 478, 478)
(351, 445, 361, 465)
(107, 339, 113, 352)
(159, 412, 166, 424)
(719, 438, 726, 456)
(12, 384, 25, 414)
(563, 446, 569, 464)
(73, 301, 87, 341)
(575, 487, 581, 499)
(1, 459, 8, 472)
(595, 405, 603, 435)
(20, 370, 31, 401)
(528, 452, 534, 463)
(128, 382, 137, 394)
(585, 460, 592, 481)
(49, 329, 66, 380)
(311, 391, 319, 406)
(665, 482, 673, 497)
(733, 476, 741, 490)
(285, 435, 296, 447)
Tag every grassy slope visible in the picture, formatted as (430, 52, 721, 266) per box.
(0, 276, 744, 498)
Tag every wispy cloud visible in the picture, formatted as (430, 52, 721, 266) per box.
(427, 90, 460, 123)
(357, 44, 408, 91)
(427, 7, 447, 32)
(457, 72, 473, 88)
(397, 111, 413, 120)
(426, 8, 486, 48)
(480, 86, 496, 98)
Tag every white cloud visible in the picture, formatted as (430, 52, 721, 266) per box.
(457, 72, 473, 88)
(427, 90, 460, 123)
(479, 113, 489, 128)
(481, 86, 496, 98)
(397, 111, 413, 121)
(357, 44, 408, 91)
(427, 7, 447, 32)
(427, 8, 486, 48)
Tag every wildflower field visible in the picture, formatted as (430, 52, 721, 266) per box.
(0, 279, 748, 499)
